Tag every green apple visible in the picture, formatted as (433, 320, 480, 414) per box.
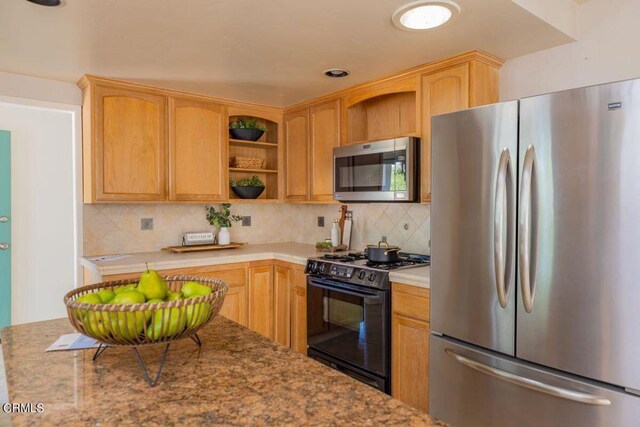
(146, 307, 186, 340)
(96, 289, 115, 304)
(181, 281, 212, 298)
(137, 269, 168, 300)
(165, 290, 183, 301)
(114, 284, 138, 295)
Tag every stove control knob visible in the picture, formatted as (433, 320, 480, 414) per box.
(368, 272, 377, 282)
(309, 262, 318, 274)
(319, 263, 327, 273)
(357, 270, 366, 280)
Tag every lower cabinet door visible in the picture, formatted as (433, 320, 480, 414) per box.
(290, 269, 307, 355)
(392, 313, 430, 412)
(218, 283, 248, 327)
(273, 265, 291, 347)
(248, 265, 274, 339)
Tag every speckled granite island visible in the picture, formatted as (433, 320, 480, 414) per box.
(1, 316, 444, 426)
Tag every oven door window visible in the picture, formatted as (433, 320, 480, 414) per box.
(334, 150, 408, 193)
(307, 282, 386, 376)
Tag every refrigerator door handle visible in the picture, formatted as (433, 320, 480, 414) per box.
(444, 348, 612, 406)
(494, 148, 515, 308)
(519, 145, 538, 313)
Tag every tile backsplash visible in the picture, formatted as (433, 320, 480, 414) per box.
(83, 203, 430, 256)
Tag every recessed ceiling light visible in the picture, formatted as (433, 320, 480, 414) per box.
(324, 69, 350, 78)
(26, 0, 62, 6)
(392, 1, 460, 31)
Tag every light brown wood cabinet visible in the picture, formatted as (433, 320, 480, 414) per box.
(82, 82, 167, 202)
(283, 108, 310, 201)
(290, 267, 307, 355)
(168, 96, 227, 201)
(309, 99, 340, 201)
(248, 264, 275, 339)
(420, 59, 500, 202)
(391, 282, 430, 412)
(273, 264, 291, 346)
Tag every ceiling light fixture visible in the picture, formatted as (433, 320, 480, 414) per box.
(392, 0, 460, 31)
(324, 69, 350, 78)
(26, 0, 62, 6)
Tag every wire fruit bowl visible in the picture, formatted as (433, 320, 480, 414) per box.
(63, 275, 228, 386)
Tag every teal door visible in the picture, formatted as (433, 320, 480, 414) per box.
(0, 131, 10, 328)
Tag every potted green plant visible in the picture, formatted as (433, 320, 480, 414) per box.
(204, 203, 242, 245)
(229, 117, 267, 141)
(230, 176, 265, 199)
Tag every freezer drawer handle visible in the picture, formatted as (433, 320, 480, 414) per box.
(445, 348, 611, 406)
(519, 145, 539, 313)
(494, 148, 515, 308)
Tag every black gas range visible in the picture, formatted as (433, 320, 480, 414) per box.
(306, 251, 430, 289)
(304, 251, 429, 393)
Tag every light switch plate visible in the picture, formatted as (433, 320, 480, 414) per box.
(318, 216, 325, 227)
(141, 218, 153, 230)
(242, 216, 251, 226)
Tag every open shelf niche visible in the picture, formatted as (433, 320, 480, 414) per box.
(227, 114, 280, 202)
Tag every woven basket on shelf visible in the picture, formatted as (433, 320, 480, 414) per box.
(229, 156, 265, 169)
(64, 276, 228, 347)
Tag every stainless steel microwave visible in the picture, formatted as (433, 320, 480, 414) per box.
(333, 137, 419, 202)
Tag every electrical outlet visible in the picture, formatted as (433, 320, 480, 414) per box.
(381, 236, 387, 243)
(141, 218, 153, 230)
(242, 216, 251, 226)
(317, 216, 325, 227)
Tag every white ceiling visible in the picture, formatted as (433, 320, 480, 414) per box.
(0, 0, 576, 107)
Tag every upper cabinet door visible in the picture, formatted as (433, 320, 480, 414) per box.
(309, 99, 340, 202)
(168, 97, 227, 201)
(93, 85, 167, 202)
(421, 64, 470, 203)
(284, 108, 310, 201)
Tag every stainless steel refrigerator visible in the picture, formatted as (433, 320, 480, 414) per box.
(430, 79, 640, 426)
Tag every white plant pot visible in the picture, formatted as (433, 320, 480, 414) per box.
(217, 227, 231, 245)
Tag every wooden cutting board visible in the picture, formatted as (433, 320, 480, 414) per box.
(161, 242, 247, 253)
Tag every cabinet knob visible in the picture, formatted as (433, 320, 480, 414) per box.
(0, 243, 8, 250)
(0, 216, 7, 223)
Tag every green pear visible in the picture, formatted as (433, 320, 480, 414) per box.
(185, 302, 211, 328)
(137, 269, 168, 300)
(111, 290, 145, 305)
(114, 284, 138, 295)
(146, 307, 186, 340)
(74, 293, 102, 320)
(165, 290, 183, 301)
(96, 289, 115, 304)
(144, 298, 164, 321)
(181, 281, 212, 299)
(104, 291, 146, 340)
(83, 311, 110, 339)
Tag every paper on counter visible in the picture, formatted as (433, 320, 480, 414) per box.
(46, 333, 100, 352)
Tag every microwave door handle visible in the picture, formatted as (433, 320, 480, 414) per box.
(445, 349, 611, 406)
(308, 280, 378, 299)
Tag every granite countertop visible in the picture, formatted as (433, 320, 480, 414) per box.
(1, 317, 444, 426)
(81, 242, 430, 288)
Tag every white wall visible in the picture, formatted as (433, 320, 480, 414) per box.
(501, 0, 640, 100)
(0, 73, 82, 324)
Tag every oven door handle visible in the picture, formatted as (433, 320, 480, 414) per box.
(308, 280, 380, 299)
